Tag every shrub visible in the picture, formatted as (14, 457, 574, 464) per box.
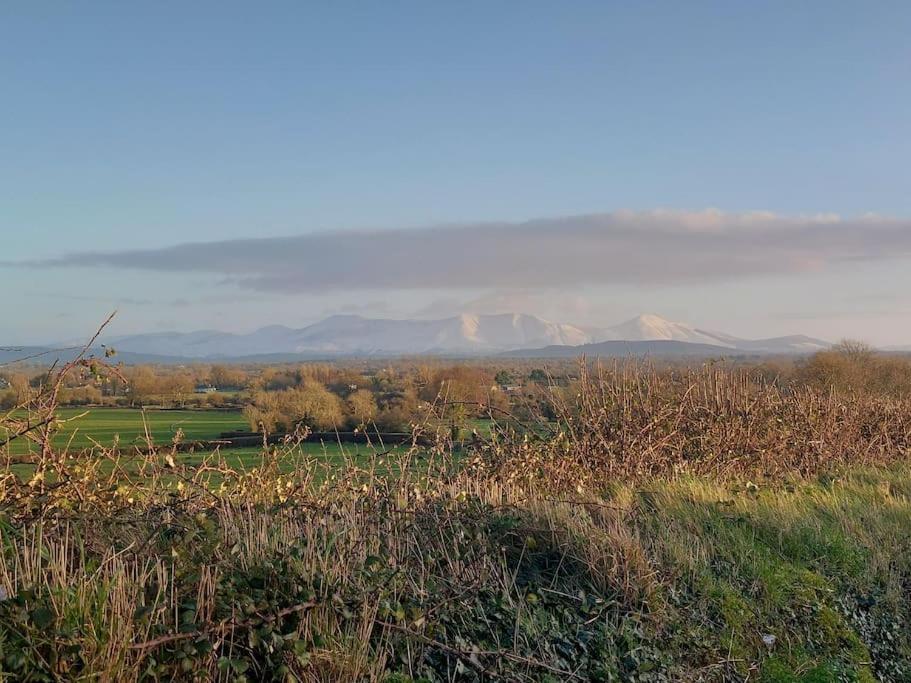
(797, 340, 911, 398)
(346, 389, 377, 428)
(243, 382, 343, 433)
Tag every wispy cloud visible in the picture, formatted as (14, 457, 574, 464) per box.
(17, 210, 911, 293)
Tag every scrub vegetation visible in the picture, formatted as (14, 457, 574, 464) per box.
(1, 337, 911, 681)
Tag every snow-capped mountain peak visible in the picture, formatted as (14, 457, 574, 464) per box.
(602, 314, 735, 347)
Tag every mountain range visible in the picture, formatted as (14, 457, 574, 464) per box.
(77, 313, 829, 360)
(0, 314, 836, 365)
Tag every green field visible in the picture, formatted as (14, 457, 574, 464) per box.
(2, 407, 432, 481)
(1, 407, 248, 455)
(9, 441, 416, 481)
(1, 408, 499, 455)
(1, 407, 470, 487)
(176, 442, 415, 471)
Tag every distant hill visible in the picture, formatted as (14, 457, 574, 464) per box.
(599, 313, 737, 346)
(499, 339, 745, 359)
(0, 346, 187, 366)
(594, 314, 830, 354)
(726, 335, 833, 353)
(500, 317, 831, 359)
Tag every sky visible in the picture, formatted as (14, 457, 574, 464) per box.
(2, 1, 910, 346)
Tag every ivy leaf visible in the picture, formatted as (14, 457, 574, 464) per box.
(31, 606, 55, 629)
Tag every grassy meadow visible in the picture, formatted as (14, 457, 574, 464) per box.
(1, 407, 248, 455)
(1, 408, 496, 457)
(1, 406, 420, 485)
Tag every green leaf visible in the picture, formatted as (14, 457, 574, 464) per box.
(31, 606, 55, 629)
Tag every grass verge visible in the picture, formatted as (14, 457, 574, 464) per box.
(1, 459, 909, 681)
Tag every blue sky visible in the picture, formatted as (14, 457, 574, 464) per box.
(2, 2, 911, 345)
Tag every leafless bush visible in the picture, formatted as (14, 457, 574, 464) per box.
(470, 359, 911, 489)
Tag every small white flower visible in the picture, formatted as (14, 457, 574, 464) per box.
(762, 633, 777, 648)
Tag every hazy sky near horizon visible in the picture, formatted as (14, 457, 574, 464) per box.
(2, 2, 911, 345)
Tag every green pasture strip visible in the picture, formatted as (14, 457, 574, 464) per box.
(1, 407, 247, 455)
(5, 440, 435, 485)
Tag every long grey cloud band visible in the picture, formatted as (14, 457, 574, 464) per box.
(22, 210, 911, 293)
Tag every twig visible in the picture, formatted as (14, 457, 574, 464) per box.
(0, 416, 54, 448)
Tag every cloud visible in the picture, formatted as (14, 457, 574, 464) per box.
(19, 210, 911, 292)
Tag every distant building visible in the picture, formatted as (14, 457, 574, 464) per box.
(195, 384, 217, 394)
(491, 384, 520, 393)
